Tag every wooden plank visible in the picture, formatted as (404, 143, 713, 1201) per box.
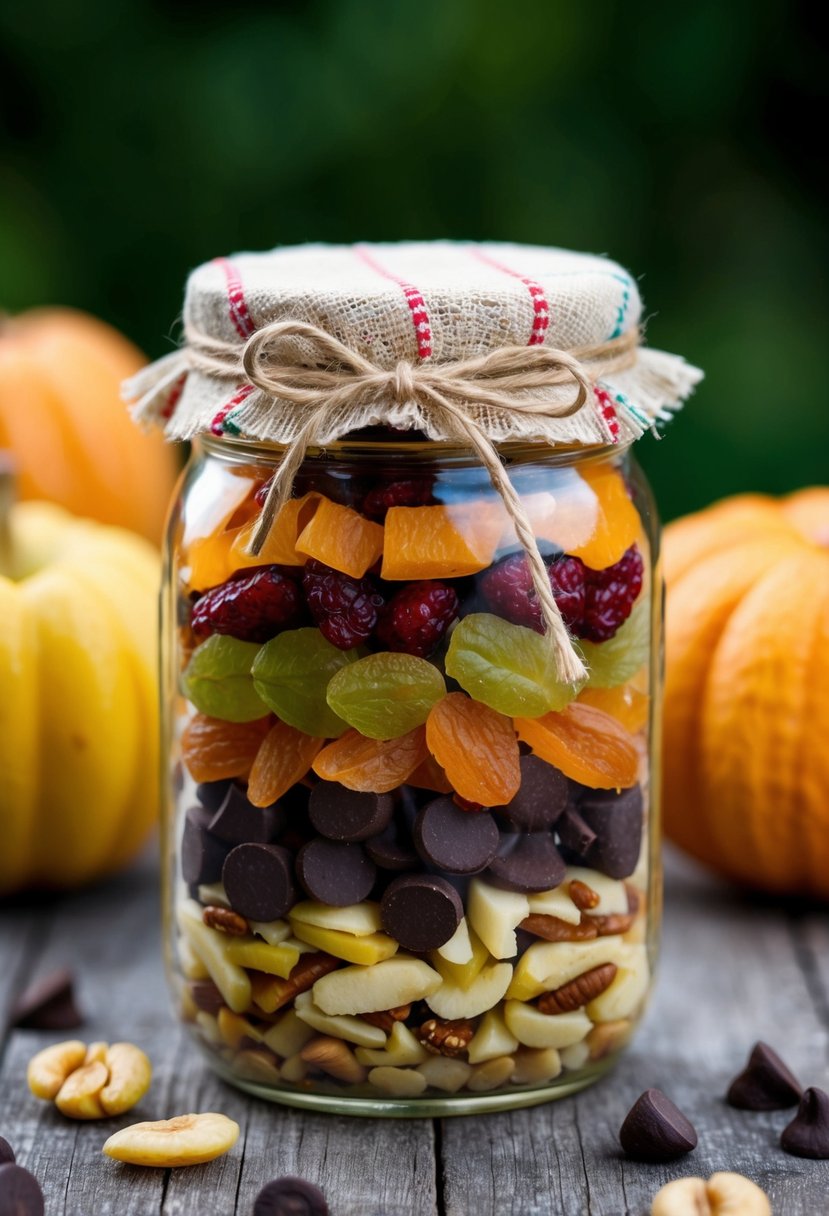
(440, 850, 829, 1216)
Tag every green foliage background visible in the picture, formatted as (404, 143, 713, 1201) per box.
(1, 0, 826, 520)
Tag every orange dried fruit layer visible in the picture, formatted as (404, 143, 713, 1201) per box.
(181, 713, 272, 783)
(296, 496, 384, 578)
(566, 463, 640, 570)
(576, 683, 649, 734)
(515, 703, 639, 790)
(381, 502, 504, 580)
(406, 754, 453, 794)
(247, 720, 324, 807)
(426, 692, 520, 805)
(312, 727, 429, 793)
(230, 493, 321, 570)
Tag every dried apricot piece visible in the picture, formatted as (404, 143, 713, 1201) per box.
(406, 754, 453, 794)
(426, 692, 520, 805)
(515, 703, 639, 789)
(576, 683, 649, 733)
(230, 492, 321, 570)
(566, 463, 639, 569)
(247, 720, 324, 807)
(312, 727, 428, 793)
(185, 526, 243, 592)
(381, 501, 504, 580)
(296, 496, 384, 578)
(181, 713, 271, 782)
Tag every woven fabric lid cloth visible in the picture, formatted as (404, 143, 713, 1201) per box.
(125, 240, 703, 449)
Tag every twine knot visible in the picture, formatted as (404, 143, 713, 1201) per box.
(392, 360, 416, 405)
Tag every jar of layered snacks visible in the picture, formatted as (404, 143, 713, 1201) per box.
(127, 242, 701, 1115)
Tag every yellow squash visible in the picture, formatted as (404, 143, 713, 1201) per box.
(0, 500, 160, 893)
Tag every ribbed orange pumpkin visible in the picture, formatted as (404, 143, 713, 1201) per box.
(663, 488, 829, 898)
(0, 308, 178, 542)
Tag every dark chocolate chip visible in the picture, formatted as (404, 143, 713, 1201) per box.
(209, 783, 283, 845)
(486, 833, 566, 893)
(10, 968, 83, 1031)
(309, 782, 393, 843)
(187, 980, 225, 1016)
(619, 1088, 698, 1162)
(781, 1087, 829, 1159)
(381, 874, 463, 951)
(222, 843, 297, 921)
(555, 805, 598, 855)
(296, 839, 376, 906)
(726, 1041, 803, 1110)
(413, 798, 499, 875)
(580, 785, 643, 879)
(365, 826, 420, 872)
(253, 1175, 328, 1216)
(496, 755, 570, 831)
(181, 806, 229, 885)
(0, 1137, 14, 1165)
(0, 1163, 45, 1216)
(196, 779, 232, 813)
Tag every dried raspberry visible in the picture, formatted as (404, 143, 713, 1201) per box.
(375, 581, 459, 657)
(579, 544, 644, 642)
(479, 553, 586, 633)
(191, 565, 304, 643)
(302, 559, 384, 650)
(361, 479, 436, 521)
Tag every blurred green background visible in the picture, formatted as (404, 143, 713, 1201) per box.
(1, 0, 826, 520)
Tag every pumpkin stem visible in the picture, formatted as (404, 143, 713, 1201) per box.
(0, 453, 16, 578)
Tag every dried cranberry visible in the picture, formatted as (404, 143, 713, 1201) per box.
(361, 479, 436, 521)
(303, 560, 384, 650)
(479, 553, 586, 633)
(375, 581, 459, 657)
(579, 545, 644, 641)
(191, 566, 304, 643)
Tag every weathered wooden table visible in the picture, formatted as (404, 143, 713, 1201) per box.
(1, 847, 827, 1215)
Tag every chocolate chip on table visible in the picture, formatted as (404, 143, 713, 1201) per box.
(208, 783, 283, 845)
(486, 832, 566, 893)
(726, 1041, 803, 1110)
(381, 874, 463, 951)
(181, 805, 229, 885)
(0, 1163, 45, 1216)
(413, 797, 499, 874)
(781, 1087, 829, 1159)
(0, 1136, 14, 1164)
(296, 838, 377, 906)
(309, 782, 394, 843)
(222, 843, 297, 921)
(619, 1088, 698, 1162)
(253, 1175, 328, 1216)
(10, 968, 83, 1031)
(365, 825, 420, 871)
(495, 755, 570, 831)
(196, 778, 232, 813)
(579, 785, 643, 879)
(555, 805, 598, 854)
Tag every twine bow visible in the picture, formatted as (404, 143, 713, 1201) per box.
(185, 318, 640, 684)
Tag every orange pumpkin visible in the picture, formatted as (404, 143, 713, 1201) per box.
(0, 308, 178, 542)
(662, 488, 829, 897)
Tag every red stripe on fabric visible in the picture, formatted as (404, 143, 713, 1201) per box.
(210, 384, 255, 436)
(213, 257, 256, 340)
(353, 245, 433, 359)
(160, 372, 186, 421)
(593, 386, 621, 443)
(469, 247, 551, 346)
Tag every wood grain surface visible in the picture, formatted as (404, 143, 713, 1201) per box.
(1, 848, 827, 1215)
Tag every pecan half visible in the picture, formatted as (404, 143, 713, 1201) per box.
(417, 1018, 474, 1058)
(569, 879, 600, 912)
(537, 963, 618, 1015)
(590, 912, 635, 936)
(202, 905, 249, 936)
(251, 952, 339, 1014)
(362, 1004, 412, 1033)
(520, 914, 599, 942)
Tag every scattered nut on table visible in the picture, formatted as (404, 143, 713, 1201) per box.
(651, 1171, 771, 1215)
(27, 1039, 151, 1120)
(102, 1112, 240, 1167)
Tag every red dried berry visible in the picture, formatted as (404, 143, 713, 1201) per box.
(361, 479, 435, 521)
(375, 581, 459, 657)
(302, 559, 384, 650)
(479, 553, 586, 633)
(579, 544, 644, 642)
(191, 565, 304, 643)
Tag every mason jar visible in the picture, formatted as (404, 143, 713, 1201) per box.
(160, 432, 662, 1116)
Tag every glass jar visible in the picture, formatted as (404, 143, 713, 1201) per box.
(161, 434, 661, 1116)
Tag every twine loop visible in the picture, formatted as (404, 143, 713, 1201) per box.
(184, 317, 640, 685)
